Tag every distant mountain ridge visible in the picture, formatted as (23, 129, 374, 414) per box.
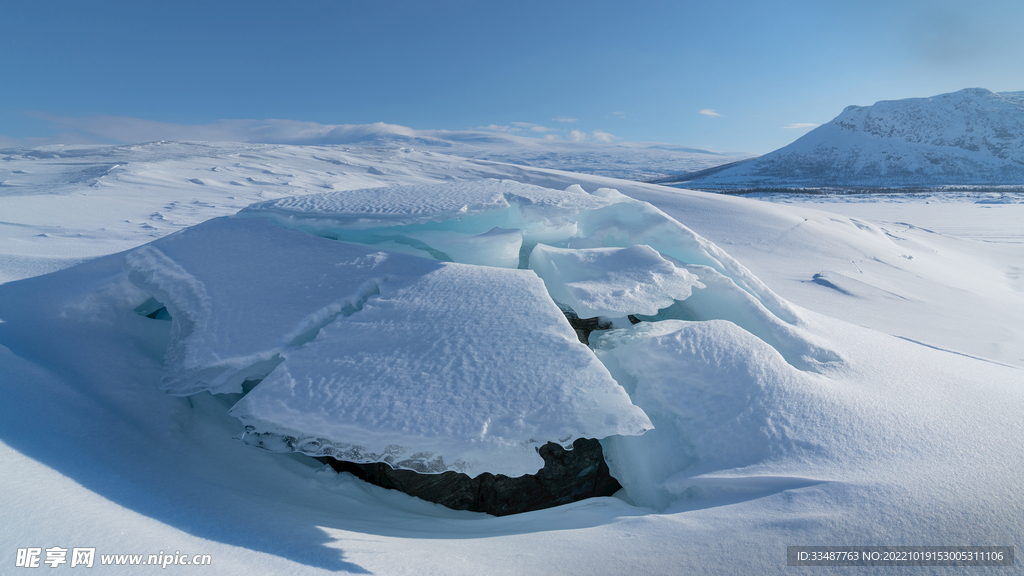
(667, 88, 1024, 190)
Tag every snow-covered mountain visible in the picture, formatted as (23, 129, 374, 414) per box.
(668, 88, 1024, 190)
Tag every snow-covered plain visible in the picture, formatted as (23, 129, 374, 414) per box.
(1, 141, 1022, 574)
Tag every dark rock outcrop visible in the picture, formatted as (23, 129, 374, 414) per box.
(320, 438, 622, 516)
(564, 310, 612, 345)
(562, 308, 642, 345)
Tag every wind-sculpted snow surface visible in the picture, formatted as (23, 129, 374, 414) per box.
(123, 217, 443, 396)
(230, 263, 651, 477)
(240, 179, 809, 327)
(528, 244, 705, 319)
(124, 177, 840, 484)
(237, 180, 608, 267)
(592, 320, 818, 510)
(123, 216, 650, 477)
(237, 178, 609, 230)
(241, 179, 844, 371)
(568, 187, 804, 324)
(528, 239, 840, 371)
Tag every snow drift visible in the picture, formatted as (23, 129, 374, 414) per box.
(123, 216, 649, 478)
(120, 178, 839, 485)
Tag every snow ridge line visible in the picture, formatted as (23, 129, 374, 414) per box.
(123, 244, 211, 372)
(123, 243, 395, 396)
(281, 277, 386, 348)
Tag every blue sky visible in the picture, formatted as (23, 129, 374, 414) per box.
(2, 0, 1022, 154)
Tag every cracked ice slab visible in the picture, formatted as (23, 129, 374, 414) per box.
(237, 180, 840, 368)
(591, 320, 822, 510)
(123, 215, 650, 477)
(570, 187, 803, 325)
(236, 179, 610, 265)
(237, 178, 610, 231)
(238, 181, 806, 331)
(229, 262, 652, 478)
(529, 244, 705, 319)
(527, 243, 838, 371)
(123, 216, 445, 395)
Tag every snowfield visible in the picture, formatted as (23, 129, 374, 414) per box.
(1, 141, 1022, 574)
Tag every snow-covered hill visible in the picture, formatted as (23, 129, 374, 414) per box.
(668, 88, 1024, 190)
(2, 119, 752, 182)
(339, 128, 754, 182)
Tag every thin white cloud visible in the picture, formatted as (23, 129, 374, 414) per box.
(37, 114, 421, 145)
(0, 128, 128, 147)
(16, 114, 624, 147)
(566, 129, 617, 143)
(699, 109, 721, 117)
(612, 111, 626, 117)
(476, 124, 514, 133)
(552, 116, 578, 123)
(512, 122, 557, 133)
(783, 123, 821, 130)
